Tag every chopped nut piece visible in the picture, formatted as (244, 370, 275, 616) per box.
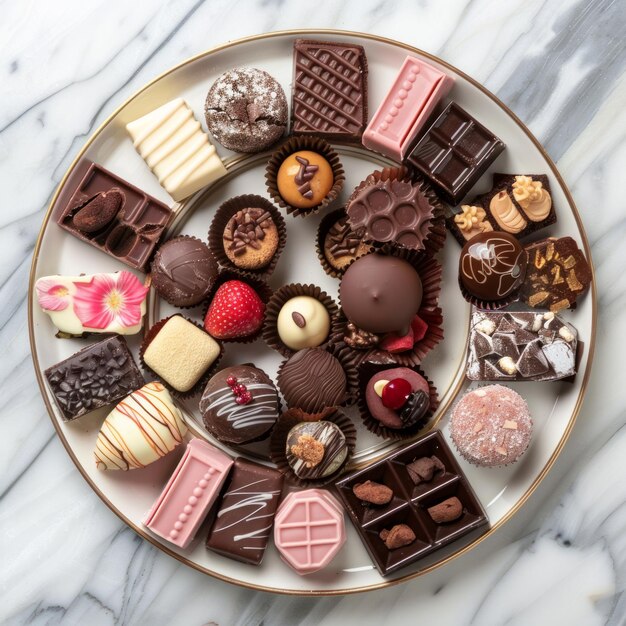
(562, 255, 576, 269)
(353, 480, 393, 505)
(559, 326, 575, 342)
(534, 251, 546, 269)
(406, 456, 445, 484)
(373, 379, 389, 398)
(550, 299, 571, 312)
(379, 524, 416, 550)
(566, 269, 583, 292)
(529, 291, 550, 306)
(495, 446, 508, 456)
(290, 434, 324, 468)
(427, 497, 463, 523)
(546, 242, 555, 261)
(475, 319, 496, 335)
(551, 265, 564, 285)
(497, 356, 517, 375)
(503, 420, 518, 430)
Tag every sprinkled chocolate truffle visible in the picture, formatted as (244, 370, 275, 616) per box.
(450, 385, 533, 467)
(277, 150, 334, 209)
(323, 214, 373, 272)
(205, 67, 288, 153)
(286, 421, 347, 479)
(222, 207, 279, 270)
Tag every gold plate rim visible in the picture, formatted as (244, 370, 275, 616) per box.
(27, 28, 597, 596)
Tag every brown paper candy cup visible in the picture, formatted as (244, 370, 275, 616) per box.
(265, 135, 345, 218)
(139, 314, 224, 399)
(262, 283, 340, 358)
(208, 194, 287, 280)
(269, 408, 357, 487)
(202, 269, 273, 344)
(357, 360, 439, 441)
(334, 249, 443, 366)
(458, 276, 522, 311)
(315, 207, 375, 278)
(346, 166, 447, 255)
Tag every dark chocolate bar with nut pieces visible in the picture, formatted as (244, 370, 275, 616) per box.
(292, 39, 368, 141)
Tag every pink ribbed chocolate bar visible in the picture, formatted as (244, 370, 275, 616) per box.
(363, 56, 453, 162)
(143, 438, 233, 548)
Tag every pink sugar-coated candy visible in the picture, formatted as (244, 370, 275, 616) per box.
(274, 489, 346, 575)
(362, 56, 453, 162)
(450, 385, 533, 467)
(143, 438, 233, 548)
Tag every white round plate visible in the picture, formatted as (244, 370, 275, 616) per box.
(29, 30, 595, 595)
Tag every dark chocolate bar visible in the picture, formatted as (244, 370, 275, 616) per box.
(292, 39, 368, 141)
(521, 237, 592, 311)
(56, 160, 172, 271)
(335, 430, 488, 576)
(447, 174, 557, 245)
(44, 336, 144, 421)
(407, 102, 505, 205)
(467, 309, 578, 381)
(206, 458, 284, 565)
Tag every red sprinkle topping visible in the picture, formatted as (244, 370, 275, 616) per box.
(227, 376, 237, 387)
(228, 376, 252, 405)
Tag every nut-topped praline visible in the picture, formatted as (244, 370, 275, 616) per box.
(459, 231, 527, 302)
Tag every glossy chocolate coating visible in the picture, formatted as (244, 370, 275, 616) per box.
(339, 254, 422, 335)
(56, 160, 172, 271)
(206, 458, 284, 565)
(151, 236, 218, 307)
(277, 349, 347, 413)
(292, 39, 367, 141)
(200, 365, 279, 444)
(459, 231, 527, 301)
(45, 336, 144, 421)
(407, 103, 505, 205)
(334, 430, 489, 576)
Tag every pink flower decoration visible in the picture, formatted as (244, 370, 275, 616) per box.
(36, 278, 70, 311)
(73, 271, 149, 330)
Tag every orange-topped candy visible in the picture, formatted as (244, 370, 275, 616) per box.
(276, 150, 334, 209)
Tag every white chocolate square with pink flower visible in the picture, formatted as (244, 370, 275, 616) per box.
(35, 271, 149, 336)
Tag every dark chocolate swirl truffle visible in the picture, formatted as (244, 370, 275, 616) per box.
(286, 421, 347, 479)
(277, 349, 347, 413)
(459, 232, 527, 302)
(200, 365, 280, 444)
(151, 236, 218, 307)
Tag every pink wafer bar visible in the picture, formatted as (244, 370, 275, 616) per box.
(144, 438, 233, 548)
(274, 488, 346, 575)
(363, 56, 453, 162)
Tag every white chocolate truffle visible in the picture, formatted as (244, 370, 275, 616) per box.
(276, 296, 330, 350)
(94, 382, 187, 470)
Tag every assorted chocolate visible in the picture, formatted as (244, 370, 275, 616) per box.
(407, 102, 505, 205)
(467, 309, 578, 381)
(56, 161, 172, 271)
(41, 37, 596, 580)
(335, 431, 488, 576)
(447, 174, 556, 244)
(45, 336, 144, 421)
(292, 39, 368, 141)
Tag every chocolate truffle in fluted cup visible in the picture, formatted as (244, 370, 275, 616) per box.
(450, 385, 532, 467)
(200, 364, 280, 444)
(151, 236, 218, 307)
(339, 253, 422, 336)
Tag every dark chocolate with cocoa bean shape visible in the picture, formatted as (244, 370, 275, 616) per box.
(407, 102, 505, 205)
(206, 457, 284, 566)
(56, 160, 172, 271)
(459, 231, 527, 302)
(292, 39, 368, 141)
(45, 336, 144, 421)
(335, 430, 489, 576)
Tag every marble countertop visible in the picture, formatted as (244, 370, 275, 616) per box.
(2, 0, 625, 624)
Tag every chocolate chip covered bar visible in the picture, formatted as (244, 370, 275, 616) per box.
(466, 309, 578, 381)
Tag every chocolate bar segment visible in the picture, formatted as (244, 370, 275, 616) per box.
(292, 39, 367, 141)
(363, 56, 453, 162)
(447, 174, 557, 245)
(44, 336, 144, 421)
(144, 439, 234, 549)
(57, 161, 172, 271)
(335, 430, 488, 576)
(467, 309, 578, 381)
(206, 458, 284, 565)
(521, 237, 592, 311)
(407, 102, 505, 205)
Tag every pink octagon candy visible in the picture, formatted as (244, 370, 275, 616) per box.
(274, 488, 346, 575)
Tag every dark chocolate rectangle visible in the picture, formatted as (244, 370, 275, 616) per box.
(44, 336, 144, 421)
(206, 457, 284, 566)
(407, 102, 505, 205)
(56, 160, 172, 271)
(335, 430, 488, 576)
(292, 39, 368, 141)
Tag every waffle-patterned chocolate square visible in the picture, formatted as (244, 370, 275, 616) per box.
(407, 103, 505, 205)
(292, 39, 368, 141)
(335, 430, 488, 576)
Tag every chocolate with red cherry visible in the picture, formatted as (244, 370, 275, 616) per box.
(365, 367, 430, 430)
